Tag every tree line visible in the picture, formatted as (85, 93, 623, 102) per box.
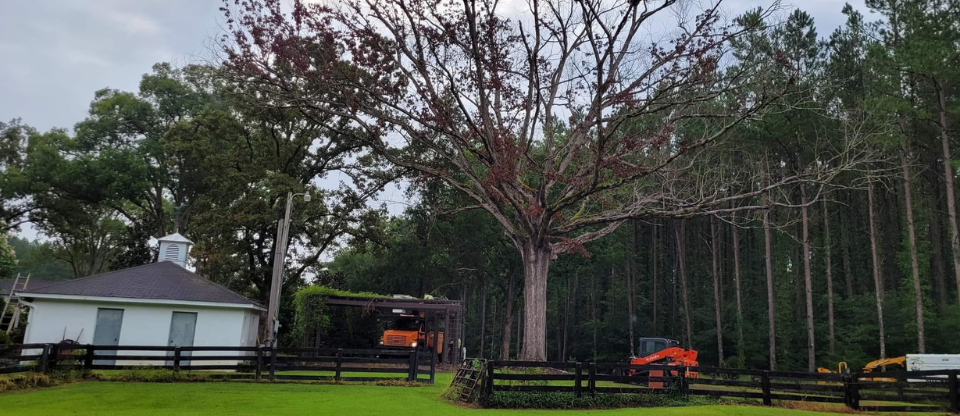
(1, 0, 959, 369)
(325, 0, 960, 371)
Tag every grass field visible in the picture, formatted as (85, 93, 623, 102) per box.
(0, 372, 942, 415)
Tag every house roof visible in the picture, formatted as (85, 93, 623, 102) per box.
(0, 278, 59, 297)
(18, 262, 260, 308)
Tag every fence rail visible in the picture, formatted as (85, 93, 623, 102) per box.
(0, 344, 437, 383)
(485, 360, 960, 413)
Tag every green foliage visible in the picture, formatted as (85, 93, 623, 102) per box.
(0, 229, 16, 279)
(373, 379, 428, 387)
(480, 391, 716, 409)
(292, 285, 388, 347)
(0, 370, 86, 393)
(7, 236, 73, 280)
(96, 368, 210, 383)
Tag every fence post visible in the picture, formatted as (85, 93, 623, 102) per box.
(847, 374, 860, 411)
(335, 348, 343, 382)
(269, 347, 277, 381)
(842, 375, 852, 409)
(679, 366, 688, 397)
(589, 363, 597, 396)
(173, 347, 182, 372)
(412, 348, 421, 381)
(84, 345, 94, 371)
(407, 350, 416, 381)
(485, 360, 495, 396)
(761, 371, 772, 406)
(574, 362, 582, 398)
(255, 346, 263, 381)
(949, 370, 959, 413)
(38, 344, 49, 373)
(49, 344, 60, 372)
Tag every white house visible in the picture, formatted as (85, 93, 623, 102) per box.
(17, 233, 263, 366)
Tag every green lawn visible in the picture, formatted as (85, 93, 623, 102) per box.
(0, 372, 932, 415)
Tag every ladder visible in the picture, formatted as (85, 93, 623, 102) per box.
(450, 359, 485, 403)
(1, 273, 30, 333)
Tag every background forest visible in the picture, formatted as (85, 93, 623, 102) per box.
(2, 0, 960, 371)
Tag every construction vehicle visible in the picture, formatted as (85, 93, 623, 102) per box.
(380, 314, 443, 358)
(816, 362, 849, 385)
(861, 356, 905, 382)
(817, 357, 905, 382)
(817, 361, 849, 375)
(628, 337, 698, 388)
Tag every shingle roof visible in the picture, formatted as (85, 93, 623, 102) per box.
(18, 262, 261, 307)
(0, 279, 59, 297)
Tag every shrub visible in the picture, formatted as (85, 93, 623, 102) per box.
(480, 391, 719, 409)
(0, 370, 86, 393)
(0, 374, 52, 392)
(98, 368, 211, 383)
(0, 331, 11, 345)
(374, 378, 427, 387)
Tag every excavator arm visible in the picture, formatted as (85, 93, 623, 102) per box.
(863, 356, 905, 373)
(630, 347, 699, 367)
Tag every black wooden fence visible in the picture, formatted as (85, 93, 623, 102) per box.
(0, 344, 437, 383)
(485, 360, 960, 413)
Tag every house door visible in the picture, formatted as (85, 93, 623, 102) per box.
(167, 312, 197, 367)
(92, 308, 124, 366)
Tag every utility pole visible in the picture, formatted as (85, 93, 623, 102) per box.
(265, 191, 311, 347)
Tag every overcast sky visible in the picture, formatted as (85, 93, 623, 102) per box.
(2, 0, 872, 240)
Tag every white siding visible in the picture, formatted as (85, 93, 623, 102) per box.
(23, 298, 260, 367)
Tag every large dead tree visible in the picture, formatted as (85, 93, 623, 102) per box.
(221, 0, 870, 360)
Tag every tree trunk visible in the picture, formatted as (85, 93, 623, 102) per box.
(671, 237, 678, 339)
(628, 220, 638, 355)
(652, 221, 659, 337)
(732, 215, 745, 367)
(516, 304, 522, 359)
(711, 216, 724, 367)
(675, 220, 694, 350)
(839, 196, 855, 298)
(764, 209, 777, 371)
(519, 241, 551, 361)
(937, 84, 960, 306)
(501, 272, 517, 360)
(822, 196, 836, 359)
(901, 149, 926, 353)
(868, 183, 886, 359)
(561, 273, 569, 361)
(593, 270, 601, 362)
(927, 178, 948, 307)
(800, 184, 816, 372)
(479, 284, 487, 359)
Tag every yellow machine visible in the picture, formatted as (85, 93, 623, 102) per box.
(816, 362, 848, 385)
(818, 357, 905, 382)
(861, 356, 905, 382)
(817, 361, 849, 375)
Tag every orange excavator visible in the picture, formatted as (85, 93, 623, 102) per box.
(629, 337, 699, 388)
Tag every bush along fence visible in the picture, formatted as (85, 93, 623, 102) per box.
(482, 360, 960, 413)
(0, 344, 438, 383)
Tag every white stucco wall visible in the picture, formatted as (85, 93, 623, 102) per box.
(22, 298, 260, 367)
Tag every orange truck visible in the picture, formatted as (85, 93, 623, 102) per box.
(380, 316, 443, 357)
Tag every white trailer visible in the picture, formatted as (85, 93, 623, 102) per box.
(906, 354, 960, 382)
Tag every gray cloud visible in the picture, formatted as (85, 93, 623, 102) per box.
(0, 0, 223, 132)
